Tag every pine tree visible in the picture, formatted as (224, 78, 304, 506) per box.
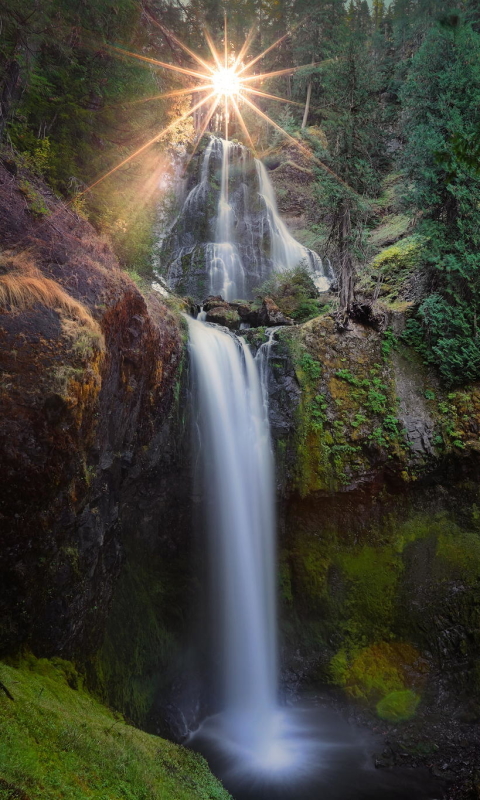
(400, 15, 480, 384)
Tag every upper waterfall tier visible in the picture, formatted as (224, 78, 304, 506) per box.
(159, 136, 333, 302)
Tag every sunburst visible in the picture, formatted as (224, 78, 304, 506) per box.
(80, 13, 350, 196)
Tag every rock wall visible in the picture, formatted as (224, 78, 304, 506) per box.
(0, 161, 193, 730)
(259, 315, 480, 730)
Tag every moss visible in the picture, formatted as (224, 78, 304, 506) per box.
(0, 657, 230, 800)
(91, 555, 181, 727)
(337, 546, 402, 644)
(329, 641, 426, 716)
(280, 320, 409, 496)
(372, 235, 423, 275)
(18, 179, 50, 217)
(435, 530, 480, 584)
(291, 533, 332, 606)
(369, 214, 412, 247)
(376, 689, 420, 722)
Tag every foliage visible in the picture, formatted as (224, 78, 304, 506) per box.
(0, 0, 192, 276)
(0, 656, 230, 800)
(254, 265, 324, 323)
(398, 17, 480, 386)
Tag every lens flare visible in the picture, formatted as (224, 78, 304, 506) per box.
(76, 14, 353, 197)
(212, 67, 241, 97)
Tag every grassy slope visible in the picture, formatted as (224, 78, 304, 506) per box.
(0, 657, 230, 800)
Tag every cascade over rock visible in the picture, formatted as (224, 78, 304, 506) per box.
(159, 136, 333, 302)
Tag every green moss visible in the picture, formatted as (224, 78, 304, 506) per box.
(435, 531, 480, 584)
(337, 546, 402, 644)
(376, 689, 420, 722)
(372, 235, 423, 275)
(329, 641, 425, 706)
(291, 534, 331, 605)
(91, 556, 180, 726)
(0, 657, 230, 800)
(18, 179, 50, 217)
(369, 214, 412, 247)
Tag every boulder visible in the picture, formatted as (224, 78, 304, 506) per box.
(205, 306, 241, 329)
(257, 297, 294, 327)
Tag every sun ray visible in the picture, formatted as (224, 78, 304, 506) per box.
(243, 86, 305, 108)
(224, 12, 228, 69)
(237, 30, 292, 77)
(232, 25, 257, 71)
(76, 91, 216, 196)
(204, 28, 223, 70)
(112, 84, 214, 108)
(242, 58, 335, 84)
(239, 93, 356, 193)
(242, 64, 312, 83)
(103, 43, 210, 81)
(142, 9, 216, 74)
(230, 95, 257, 156)
(184, 96, 220, 170)
(237, 17, 310, 77)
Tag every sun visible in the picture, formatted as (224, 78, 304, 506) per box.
(212, 67, 241, 98)
(79, 12, 349, 196)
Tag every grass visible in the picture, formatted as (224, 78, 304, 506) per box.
(0, 657, 231, 800)
(0, 252, 104, 348)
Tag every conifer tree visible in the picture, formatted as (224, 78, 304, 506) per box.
(400, 15, 480, 384)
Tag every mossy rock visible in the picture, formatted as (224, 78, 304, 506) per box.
(376, 689, 420, 722)
(372, 235, 423, 277)
(331, 642, 426, 703)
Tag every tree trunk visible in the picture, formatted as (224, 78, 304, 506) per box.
(0, 59, 21, 141)
(336, 202, 355, 328)
(301, 57, 315, 129)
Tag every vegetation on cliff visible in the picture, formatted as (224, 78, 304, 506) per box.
(0, 656, 230, 800)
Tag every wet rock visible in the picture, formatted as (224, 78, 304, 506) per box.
(205, 306, 241, 329)
(203, 295, 229, 312)
(258, 297, 294, 327)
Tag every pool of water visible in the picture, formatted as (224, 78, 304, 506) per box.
(188, 700, 442, 800)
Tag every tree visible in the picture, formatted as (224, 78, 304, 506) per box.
(400, 15, 480, 384)
(314, 34, 385, 325)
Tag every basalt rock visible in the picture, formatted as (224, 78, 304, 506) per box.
(257, 297, 294, 327)
(0, 160, 192, 733)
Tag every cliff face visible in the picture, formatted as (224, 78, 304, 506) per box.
(0, 161, 192, 722)
(255, 313, 480, 790)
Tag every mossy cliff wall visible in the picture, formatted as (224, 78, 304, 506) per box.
(0, 161, 194, 733)
(265, 315, 480, 721)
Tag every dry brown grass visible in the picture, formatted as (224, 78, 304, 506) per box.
(0, 251, 104, 350)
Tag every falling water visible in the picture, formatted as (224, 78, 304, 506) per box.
(188, 317, 278, 760)
(207, 139, 246, 300)
(255, 159, 333, 292)
(161, 136, 333, 300)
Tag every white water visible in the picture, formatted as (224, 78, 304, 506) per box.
(188, 317, 279, 762)
(205, 139, 246, 301)
(255, 159, 332, 292)
(186, 137, 331, 779)
(163, 136, 333, 300)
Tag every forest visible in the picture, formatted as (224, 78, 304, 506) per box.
(1, 0, 480, 798)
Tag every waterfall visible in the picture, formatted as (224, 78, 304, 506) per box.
(188, 317, 278, 758)
(160, 136, 333, 300)
(255, 160, 333, 292)
(206, 139, 246, 300)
